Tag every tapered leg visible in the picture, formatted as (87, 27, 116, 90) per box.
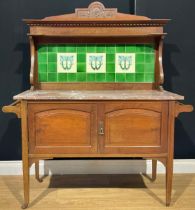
(35, 161, 43, 182)
(21, 101, 30, 209)
(21, 157, 29, 209)
(165, 101, 175, 206)
(166, 158, 173, 206)
(152, 160, 157, 181)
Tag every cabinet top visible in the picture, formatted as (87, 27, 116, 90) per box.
(13, 90, 184, 101)
(24, 1, 169, 28)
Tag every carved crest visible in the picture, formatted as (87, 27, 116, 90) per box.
(75, 2, 117, 18)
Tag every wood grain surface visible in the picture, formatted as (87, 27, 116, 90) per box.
(0, 174, 194, 210)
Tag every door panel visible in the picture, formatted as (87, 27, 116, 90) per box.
(28, 103, 97, 154)
(105, 109, 161, 146)
(100, 102, 168, 154)
(35, 110, 91, 146)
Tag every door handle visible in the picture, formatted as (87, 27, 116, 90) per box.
(99, 121, 104, 135)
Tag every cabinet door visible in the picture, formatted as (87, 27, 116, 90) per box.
(100, 102, 168, 154)
(28, 103, 97, 154)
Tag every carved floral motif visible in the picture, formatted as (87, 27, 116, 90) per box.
(75, 2, 117, 18)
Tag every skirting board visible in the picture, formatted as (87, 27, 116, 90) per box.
(0, 159, 194, 175)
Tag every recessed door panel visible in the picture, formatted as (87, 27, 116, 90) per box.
(105, 109, 161, 146)
(35, 109, 91, 146)
(28, 103, 97, 154)
(100, 102, 168, 154)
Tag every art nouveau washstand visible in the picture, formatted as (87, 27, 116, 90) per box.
(2, 2, 193, 208)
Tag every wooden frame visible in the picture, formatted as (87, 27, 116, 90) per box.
(2, 2, 193, 209)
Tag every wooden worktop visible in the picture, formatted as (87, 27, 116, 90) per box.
(13, 90, 184, 101)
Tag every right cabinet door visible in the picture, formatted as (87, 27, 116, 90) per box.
(100, 101, 168, 154)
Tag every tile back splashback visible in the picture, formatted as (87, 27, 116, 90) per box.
(38, 44, 155, 83)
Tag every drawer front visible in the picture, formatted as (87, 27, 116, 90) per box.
(28, 103, 97, 154)
(100, 101, 168, 154)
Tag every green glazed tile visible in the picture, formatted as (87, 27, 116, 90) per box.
(145, 73, 154, 82)
(106, 73, 115, 82)
(136, 54, 145, 63)
(145, 63, 155, 73)
(38, 73, 47, 82)
(116, 45, 125, 53)
(106, 63, 115, 73)
(48, 63, 57, 73)
(48, 53, 57, 62)
(145, 44, 154, 53)
(67, 73, 77, 82)
(87, 45, 96, 53)
(58, 73, 67, 82)
(38, 64, 47, 73)
(48, 45, 58, 52)
(106, 54, 115, 63)
(136, 64, 145, 73)
(48, 73, 57, 82)
(96, 45, 106, 53)
(77, 44, 86, 53)
(126, 73, 135, 82)
(96, 73, 106, 82)
(66, 45, 76, 52)
(116, 73, 126, 82)
(145, 54, 155, 63)
(38, 45, 47, 53)
(126, 45, 136, 53)
(136, 44, 145, 53)
(135, 73, 145, 82)
(77, 73, 86, 82)
(57, 45, 66, 52)
(106, 45, 115, 53)
(77, 54, 86, 63)
(77, 63, 86, 72)
(38, 53, 47, 63)
(86, 73, 96, 82)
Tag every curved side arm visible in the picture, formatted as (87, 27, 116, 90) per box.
(158, 36, 164, 86)
(2, 100, 21, 118)
(29, 36, 35, 89)
(175, 102, 193, 117)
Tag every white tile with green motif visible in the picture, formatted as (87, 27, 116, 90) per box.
(57, 53, 77, 73)
(115, 53, 135, 73)
(86, 53, 106, 73)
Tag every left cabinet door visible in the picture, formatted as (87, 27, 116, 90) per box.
(28, 102, 97, 154)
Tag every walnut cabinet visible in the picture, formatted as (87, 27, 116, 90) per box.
(28, 101, 167, 155)
(3, 95, 192, 209)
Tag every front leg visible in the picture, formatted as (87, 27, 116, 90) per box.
(21, 101, 30, 209)
(21, 156, 29, 209)
(166, 157, 173, 206)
